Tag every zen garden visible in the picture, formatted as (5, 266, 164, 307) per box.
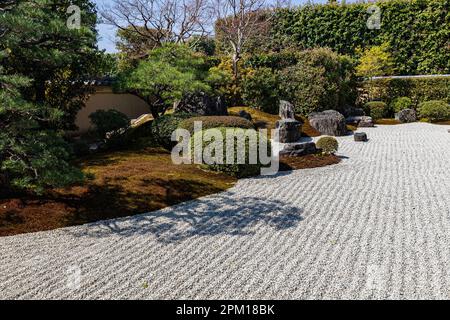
(0, 0, 449, 301)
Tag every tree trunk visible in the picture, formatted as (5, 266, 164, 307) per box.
(149, 99, 160, 119)
(232, 52, 240, 79)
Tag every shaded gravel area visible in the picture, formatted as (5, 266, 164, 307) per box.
(0, 123, 449, 300)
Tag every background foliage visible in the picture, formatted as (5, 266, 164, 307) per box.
(278, 48, 357, 115)
(418, 100, 450, 122)
(0, 0, 104, 130)
(224, 0, 450, 75)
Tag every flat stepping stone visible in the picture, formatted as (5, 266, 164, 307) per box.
(354, 132, 368, 142)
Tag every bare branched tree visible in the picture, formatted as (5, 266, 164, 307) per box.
(101, 0, 212, 47)
(212, 0, 289, 78)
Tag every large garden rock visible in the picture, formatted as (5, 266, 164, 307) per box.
(308, 110, 347, 136)
(279, 142, 317, 157)
(396, 109, 416, 123)
(174, 92, 227, 116)
(274, 119, 302, 143)
(346, 115, 374, 127)
(354, 132, 368, 142)
(358, 116, 375, 128)
(279, 100, 295, 120)
(341, 106, 365, 118)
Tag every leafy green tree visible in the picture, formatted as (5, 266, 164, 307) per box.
(242, 67, 279, 114)
(356, 43, 395, 79)
(0, 59, 83, 194)
(391, 97, 413, 113)
(279, 48, 356, 115)
(117, 44, 210, 118)
(356, 43, 395, 100)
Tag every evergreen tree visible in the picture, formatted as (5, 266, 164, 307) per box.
(0, 0, 102, 130)
(117, 44, 210, 119)
(0, 0, 103, 194)
(0, 54, 83, 194)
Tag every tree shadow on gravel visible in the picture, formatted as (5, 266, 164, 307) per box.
(66, 192, 304, 243)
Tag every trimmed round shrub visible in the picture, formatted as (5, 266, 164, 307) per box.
(178, 116, 254, 135)
(391, 97, 413, 113)
(190, 127, 271, 178)
(242, 67, 280, 114)
(89, 109, 130, 139)
(151, 112, 194, 149)
(418, 100, 450, 122)
(316, 136, 339, 155)
(364, 101, 387, 120)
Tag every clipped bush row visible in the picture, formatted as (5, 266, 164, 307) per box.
(178, 116, 254, 135)
(364, 99, 449, 122)
(418, 101, 450, 122)
(358, 77, 450, 108)
(391, 97, 413, 113)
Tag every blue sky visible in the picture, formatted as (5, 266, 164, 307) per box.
(94, 0, 337, 53)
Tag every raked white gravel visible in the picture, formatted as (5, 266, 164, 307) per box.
(0, 123, 449, 300)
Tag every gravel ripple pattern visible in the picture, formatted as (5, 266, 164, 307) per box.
(0, 123, 449, 300)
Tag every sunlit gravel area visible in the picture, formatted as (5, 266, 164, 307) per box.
(0, 123, 449, 300)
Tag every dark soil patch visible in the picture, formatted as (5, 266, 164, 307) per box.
(375, 119, 402, 125)
(0, 148, 236, 237)
(279, 154, 341, 172)
(434, 121, 450, 125)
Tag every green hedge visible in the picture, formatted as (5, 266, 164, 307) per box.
(359, 77, 450, 108)
(418, 100, 450, 121)
(244, 50, 299, 70)
(277, 0, 450, 75)
(391, 97, 413, 113)
(178, 116, 254, 134)
(218, 0, 450, 75)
